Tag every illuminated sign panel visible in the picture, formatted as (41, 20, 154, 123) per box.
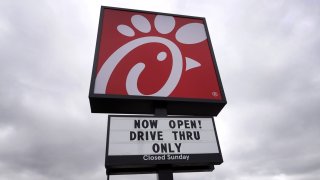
(89, 6, 226, 115)
(105, 115, 223, 174)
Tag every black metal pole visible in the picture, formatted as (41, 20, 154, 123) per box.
(158, 168, 173, 180)
(154, 106, 174, 180)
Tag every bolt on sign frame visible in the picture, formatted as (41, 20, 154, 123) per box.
(89, 6, 227, 116)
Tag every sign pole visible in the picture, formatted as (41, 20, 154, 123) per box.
(154, 107, 167, 117)
(158, 168, 173, 180)
(155, 106, 174, 180)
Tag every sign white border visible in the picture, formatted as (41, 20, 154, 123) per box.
(108, 116, 219, 155)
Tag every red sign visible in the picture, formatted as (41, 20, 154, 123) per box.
(89, 7, 226, 115)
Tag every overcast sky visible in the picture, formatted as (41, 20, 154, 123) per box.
(1, 0, 320, 180)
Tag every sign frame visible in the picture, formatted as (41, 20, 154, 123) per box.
(105, 115, 223, 175)
(89, 6, 227, 116)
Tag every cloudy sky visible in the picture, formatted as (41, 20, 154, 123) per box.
(1, 0, 320, 180)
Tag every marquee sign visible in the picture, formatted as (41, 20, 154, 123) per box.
(89, 6, 226, 116)
(105, 115, 223, 174)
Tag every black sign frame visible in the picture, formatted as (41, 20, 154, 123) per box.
(105, 115, 223, 175)
(89, 6, 227, 116)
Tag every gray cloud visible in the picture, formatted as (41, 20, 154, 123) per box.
(170, 0, 320, 180)
(0, 0, 107, 179)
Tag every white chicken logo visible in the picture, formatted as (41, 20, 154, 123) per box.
(94, 14, 207, 97)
